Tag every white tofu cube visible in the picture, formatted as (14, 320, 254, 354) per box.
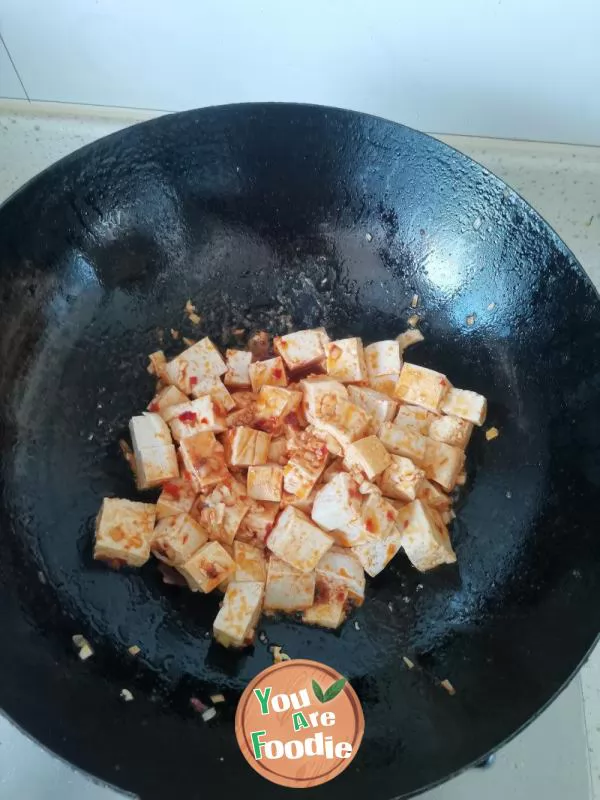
(304, 425, 343, 456)
(440, 387, 487, 426)
(326, 338, 368, 383)
(164, 337, 227, 394)
(223, 426, 270, 466)
(274, 329, 328, 372)
(247, 465, 283, 502)
(352, 527, 403, 578)
(361, 492, 398, 539)
(94, 498, 156, 567)
(249, 356, 288, 392)
(156, 478, 199, 519)
(378, 420, 428, 466)
(179, 431, 230, 490)
(302, 578, 348, 629)
(394, 363, 450, 412)
(364, 340, 401, 378)
(311, 473, 366, 547)
(254, 386, 302, 433)
(417, 479, 451, 511)
(177, 541, 236, 593)
(233, 541, 267, 582)
(316, 547, 365, 605)
(190, 377, 235, 412)
(378, 455, 425, 501)
(224, 349, 253, 389)
(193, 482, 250, 546)
(147, 385, 189, 417)
(312, 396, 371, 449)
(423, 439, 465, 492)
(267, 506, 333, 573)
(301, 376, 348, 424)
(213, 581, 264, 648)
(151, 513, 208, 566)
(238, 500, 280, 544)
(368, 373, 400, 397)
(135, 444, 179, 490)
(394, 404, 436, 435)
(268, 436, 289, 465)
(163, 396, 226, 441)
(396, 328, 425, 352)
(264, 556, 316, 611)
(397, 499, 456, 571)
(428, 415, 473, 449)
(283, 429, 329, 499)
(348, 385, 398, 430)
(344, 435, 392, 480)
(130, 413, 172, 449)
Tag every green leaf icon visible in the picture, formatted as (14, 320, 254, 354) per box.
(312, 679, 325, 703)
(323, 677, 347, 702)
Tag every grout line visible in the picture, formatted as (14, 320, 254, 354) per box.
(0, 34, 30, 101)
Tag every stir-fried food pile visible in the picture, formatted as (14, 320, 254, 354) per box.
(94, 327, 486, 647)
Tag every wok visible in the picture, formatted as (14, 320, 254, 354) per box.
(0, 103, 599, 799)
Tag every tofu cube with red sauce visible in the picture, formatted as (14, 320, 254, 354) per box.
(302, 576, 348, 629)
(130, 412, 173, 449)
(151, 513, 208, 566)
(94, 498, 156, 568)
(378, 420, 428, 466)
(267, 506, 333, 573)
(311, 472, 366, 547)
(224, 349, 253, 389)
(254, 386, 302, 432)
(147, 350, 168, 380)
(163, 337, 227, 394)
(301, 376, 348, 420)
(274, 329, 329, 372)
(368, 374, 400, 397)
(283, 429, 328, 500)
(156, 478, 199, 519)
(428, 415, 473, 449)
(423, 439, 465, 492)
(223, 426, 270, 466)
(179, 431, 230, 490)
(326, 338, 368, 384)
(361, 492, 397, 538)
(163, 396, 226, 441)
(190, 376, 235, 411)
(394, 404, 437, 435)
(213, 580, 264, 648)
(129, 413, 179, 489)
(177, 540, 236, 593)
(249, 356, 288, 392)
(264, 556, 316, 611)
(440, 387, 487, 426)
(352, 526, 404, 577)
(378, 455, 425, 502)
(397, 499, 456, 571)
(267, 436, 288, 465)
(417, 479, 452, 511)
(348, 385, 398, 430)
(247, 465, 284, 502)
(316, 546, 365, 605)
(233, 541, 267, 582)
(192, 481, 250, 546)
(344, 435, 392, 480)
(147, 385, 189, 417)
(394, 363, 450, 412)
(364, 340, 402, 379)
(237, 500, 280, 545)
(312, 396, 371, 449)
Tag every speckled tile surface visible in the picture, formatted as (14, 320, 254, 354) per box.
(0, 99, 599, 800)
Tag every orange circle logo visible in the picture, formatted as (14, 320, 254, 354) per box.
(235, 659, 364, 788)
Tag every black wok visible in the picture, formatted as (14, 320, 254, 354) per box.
(0, 104, 599, 799)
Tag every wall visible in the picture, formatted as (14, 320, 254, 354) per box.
(1, 0, 599, 144)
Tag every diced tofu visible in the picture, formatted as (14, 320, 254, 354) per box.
(378, 420, 428, 466)
(177, 541, 236, 593)
(417, 479, 451, 511)
(348, 385, 398, 430)
(440, 387, 487, 426)
(301, 376, 348, 424)
(147, 350, 168, 379)
(130, 413, 172, 449)
(151, 513, 208, 566)
(302, 578, 348, 629)
(94, 498, 156, 567)
(316, 547, 365, 605)
(264, 556, 316, 611)
(344, 435, 392, 480)
(312, 396, 371, 449)
(135, 444, 179, 490)
(156, 478, 198, 519)
(267, 507, 333, 573)
(311, 473, 366, 547)
(274, 329, 329, 372)
(164, 337, 227, 394)
(247, 465, 284, 502)
(163, 396, 226, 441)
(283, 429, 329, 500)
(428, 415, 473, 449)
(305, 424, 343, 456)
(213, 581, 264, 648)
(268, 436, 289, 465)
(394, 404, 436, 435)
(378, 455, 425, 501)
(179, 431, 230, 490)
(280, 486, 319, 516)
(238, 500, 280, 544)
(147, 385, 189, 417)
(190, 376, 235, 412)
(396, 328, 425, 352)
(326, 338, 368, 383)
(352, 527, 403, 577)
(361, 492, 397, 538)
(364, 341, 401, 378)
(423, 439, 465, 492)
(223, 426, 270, 466)
(368, 374, 400, 397)
(254, 386, 302, 432)
(192, 482, 250, 546)
(224, 349, 253, 389)
(249, 356, 288, 392)
(394, 363, 450, 412)
(233, 541, 267, 582)
(397, 499, 456, 571)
